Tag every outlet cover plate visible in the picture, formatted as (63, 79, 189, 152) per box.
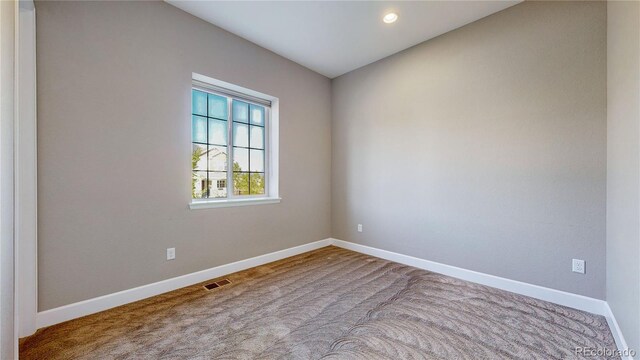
(572, 259, 585, 274)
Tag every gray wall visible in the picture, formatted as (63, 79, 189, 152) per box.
(36, 1, 331, 310)
(607, 0, 640, 353)
(1, 0, 15, 357)
(331, 1, 607, 299)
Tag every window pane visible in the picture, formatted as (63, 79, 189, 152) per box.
(192, 116, 207, 143)
(250, 126, 264, 149)
(192, 90, 207, 116)
(192, 144, 207, 171)
(250, 173, 265, 195)
(193, 85, 272, 199)
(208, 119, 227, 146)
(249, 149, 264, 172)
(208, 146, 227, 171)
(233, 147, 249, 172)
(192, 171, 209, 199)
(233, 100, 249, 123)
(208, 93, 227, 119)
(208, 171, 227, 198)
(250, 104, 265, 126)
(233, 123, 249, 148)
(233, 172, 249, 195)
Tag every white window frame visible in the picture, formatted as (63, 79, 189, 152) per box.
(189, 73, 280, 210)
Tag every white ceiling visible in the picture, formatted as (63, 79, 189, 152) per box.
(167, 1, 521, 78)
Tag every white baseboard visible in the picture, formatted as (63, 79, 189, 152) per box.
(35, 238, 333, 331)
(330, 238, 631, 356)
(32, 237, 632, 358)
(603, 303, 634, 360)
(330, 239, 606, 314)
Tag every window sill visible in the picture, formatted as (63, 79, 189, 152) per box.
(189, 197, 281, 210)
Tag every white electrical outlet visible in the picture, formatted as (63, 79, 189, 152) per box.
(357, 224, 363, 232)
(167, 248, 176, 261)
(572, 259, 585, 274)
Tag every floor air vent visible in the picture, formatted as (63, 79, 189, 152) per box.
(204, 279, 232, 291)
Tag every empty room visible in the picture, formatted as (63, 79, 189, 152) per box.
(1, 0, 639, 358)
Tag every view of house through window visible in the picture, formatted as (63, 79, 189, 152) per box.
(192, 86, 268, 200)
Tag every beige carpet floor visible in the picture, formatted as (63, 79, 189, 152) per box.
(20, 246, 618, 359)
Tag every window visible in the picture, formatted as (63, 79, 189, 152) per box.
(190, 73, 279, 209)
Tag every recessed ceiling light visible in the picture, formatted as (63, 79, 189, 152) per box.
(383, 12, 398, 24)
